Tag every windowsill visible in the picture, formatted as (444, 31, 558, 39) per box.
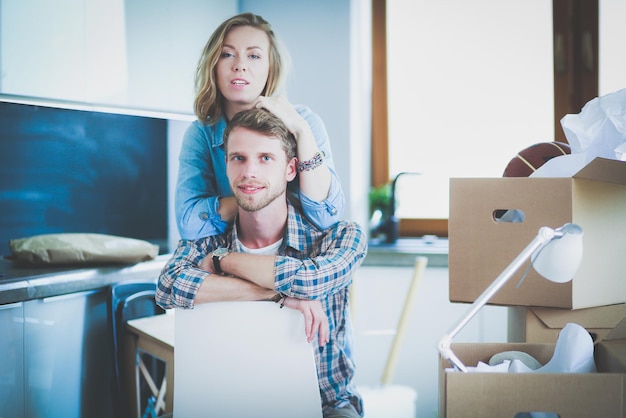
(364, 237, 448, 267)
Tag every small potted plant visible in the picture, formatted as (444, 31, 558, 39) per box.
(368, 183, 397, 243)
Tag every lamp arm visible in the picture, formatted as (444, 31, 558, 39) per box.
(438, 226, 556, 372)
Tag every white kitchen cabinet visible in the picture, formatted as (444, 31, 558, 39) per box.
(0, 0, 235, 113)
(23, 290, 112, 418)
(0, 290, 111, 418)
(0, 254, 169, 418)
(0, 302, 24, 418)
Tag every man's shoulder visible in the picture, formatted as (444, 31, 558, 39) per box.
(306, 218, 365, 242)
(286, 201, 364, 240)
(327, 220, 365, 238)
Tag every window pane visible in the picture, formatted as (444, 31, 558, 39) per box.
(387, 0, 554, 219)
(600, 0, 626, 94)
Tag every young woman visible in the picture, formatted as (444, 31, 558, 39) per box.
(176, 12, 345, 239)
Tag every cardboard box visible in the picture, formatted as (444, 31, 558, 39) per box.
(509, 304, 626, 343)
(449, 157, 626, 309)
(438, 330, 626, 418)
(595, 318, 626, 373)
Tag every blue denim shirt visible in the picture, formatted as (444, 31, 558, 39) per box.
(175, 105, 345, 239)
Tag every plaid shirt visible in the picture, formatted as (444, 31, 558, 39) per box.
(156, 201, 368, 415)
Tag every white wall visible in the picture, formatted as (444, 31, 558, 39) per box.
(122, 0, 237, 112)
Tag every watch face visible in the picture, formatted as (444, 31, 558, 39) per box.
(213, 247, 228, 257)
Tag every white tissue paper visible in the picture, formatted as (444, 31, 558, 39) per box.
(463, 323, 597, 374)
(533, 87, 626, 177)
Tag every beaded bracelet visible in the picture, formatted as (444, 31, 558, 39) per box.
(269, 292, 287, 308)
(269, 292, 283, 303)
(297, 152, 324, 173)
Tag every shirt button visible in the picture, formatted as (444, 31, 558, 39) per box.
(330, 208, 338, 215)
(200, 212, 209, 220)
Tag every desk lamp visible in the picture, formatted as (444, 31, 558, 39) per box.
(438, 223, 584, 372)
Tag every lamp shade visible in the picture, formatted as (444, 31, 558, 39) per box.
(531, 223, 583, 283)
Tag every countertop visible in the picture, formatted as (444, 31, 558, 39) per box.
(0, 255, 169, 305)
(364, 237, 449, 267)
(0, 237, 448, 305)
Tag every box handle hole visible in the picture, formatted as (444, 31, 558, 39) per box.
(494, 209, 525, 223)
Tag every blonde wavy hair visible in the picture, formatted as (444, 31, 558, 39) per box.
(193, 13, 290, 124)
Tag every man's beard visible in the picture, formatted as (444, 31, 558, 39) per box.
(233, 181, 286, 212)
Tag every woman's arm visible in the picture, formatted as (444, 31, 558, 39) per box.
(256, 97, 346, 229)
(175, 121, 236, 240)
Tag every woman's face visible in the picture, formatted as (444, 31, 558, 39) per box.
(217, 25, 271, 119)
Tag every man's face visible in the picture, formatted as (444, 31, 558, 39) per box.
(226, 126, 296, 212)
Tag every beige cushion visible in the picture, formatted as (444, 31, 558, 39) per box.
(9, 233, 159, 265)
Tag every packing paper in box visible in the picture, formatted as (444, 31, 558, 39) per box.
(461, 323, 597, 374)
(534, 88, 626, 177)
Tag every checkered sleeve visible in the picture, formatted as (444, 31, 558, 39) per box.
(273, 221, 367, 299)
(156, 239, 216, 309)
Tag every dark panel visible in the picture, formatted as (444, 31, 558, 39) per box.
(0, 101, 168, 257)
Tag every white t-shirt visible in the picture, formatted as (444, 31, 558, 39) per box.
(238, 238, 283, 256)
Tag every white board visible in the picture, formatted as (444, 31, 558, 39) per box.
(174, 301, 322, 418)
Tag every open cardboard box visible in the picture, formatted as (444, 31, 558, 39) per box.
(449, 157, 626, 309)
(509, 303, 626, 343)
(439, 319, 626, 418)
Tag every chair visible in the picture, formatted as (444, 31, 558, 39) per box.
(109, 281, 165, 418)
(174, 301, 323, 418)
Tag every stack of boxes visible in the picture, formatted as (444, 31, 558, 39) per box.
(440, 157, 626, 417)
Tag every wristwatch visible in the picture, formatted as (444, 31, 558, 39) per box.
(212, 247, 229, 275)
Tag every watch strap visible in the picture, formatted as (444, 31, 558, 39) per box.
(213, 255, 223, 274)
(212, 248, 229, 275)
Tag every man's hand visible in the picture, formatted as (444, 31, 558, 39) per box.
(281, 297, 329, 346)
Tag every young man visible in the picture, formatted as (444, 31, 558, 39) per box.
(156, 108, 367, 417)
